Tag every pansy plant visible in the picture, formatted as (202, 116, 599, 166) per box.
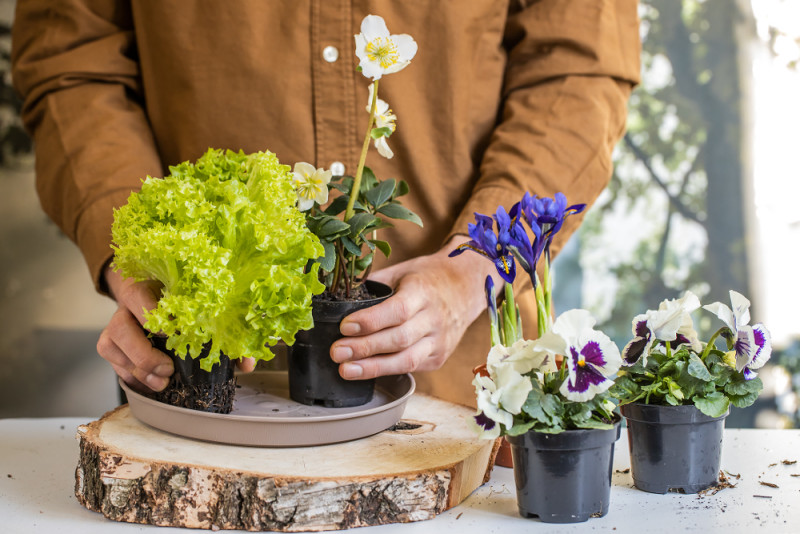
(453, 192, 620, 437)
(611, 290, 772, 418)
(292, 15, 422, 299)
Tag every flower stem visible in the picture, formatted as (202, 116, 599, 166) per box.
(700, 327, 729, 361)
(345, 80, 379, 222)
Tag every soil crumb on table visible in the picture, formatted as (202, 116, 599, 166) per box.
(697, 471, 738, 497)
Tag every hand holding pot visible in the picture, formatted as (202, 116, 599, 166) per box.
(97, 266, 256, 392)
(331, 236, 503, 380)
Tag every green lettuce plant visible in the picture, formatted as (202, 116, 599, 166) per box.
(112, 148, 325, 370)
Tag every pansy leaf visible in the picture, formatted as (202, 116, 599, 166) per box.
(364, 179, 396, 208)
(688, 353, 714, 382)
(692, 392, 730, 418)
(725, 375, 762, 396)
(507, 420, 537, 436)
(378, 203, 423, 226)
(574, 418, 614, 430)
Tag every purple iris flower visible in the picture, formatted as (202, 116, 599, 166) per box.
(449, 208, 517, 283)
(520, 192, 586, 257)
(507, 200, 543, 278)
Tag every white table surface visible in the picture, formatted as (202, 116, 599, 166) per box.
(1, 418, 798, 534)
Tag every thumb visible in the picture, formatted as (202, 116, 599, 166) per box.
(368, 262, 405, 288)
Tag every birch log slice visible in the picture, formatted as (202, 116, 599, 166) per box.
(75, 395, 499, 531)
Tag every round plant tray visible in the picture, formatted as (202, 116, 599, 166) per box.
(120, 370, 415, 447)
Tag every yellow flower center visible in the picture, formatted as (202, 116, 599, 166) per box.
(366, 38, 399, 69)
(577, 359, 586, 368)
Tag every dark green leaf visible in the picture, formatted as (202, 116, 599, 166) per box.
(378, 203, 423, 226)
(364, 179, 396, 208)
(370, 239, 391, 258)
(393, 180, 409, 199)
(317, 241, 336, 272)
(359, 167, 378, 195)
(310, 215, 350, 238)
(340, 235, 362, 256)
(348, 212, 378, 239)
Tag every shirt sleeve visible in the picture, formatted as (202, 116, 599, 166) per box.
(11, 0, 164, 293)
(447, 0, 641, 258)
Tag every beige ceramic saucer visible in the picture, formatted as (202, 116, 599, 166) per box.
(121, 370, 415, 447)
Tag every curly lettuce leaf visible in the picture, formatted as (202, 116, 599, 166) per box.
(112, 149, 324, 368)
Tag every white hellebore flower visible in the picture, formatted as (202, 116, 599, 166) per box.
(366, 84, 397, 159)
(354, 15, 417, 80)
(292, 162, 332, 212)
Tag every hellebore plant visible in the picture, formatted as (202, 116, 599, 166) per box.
(611, 290, 772, 418)
(451, 193, 622, 438)
(293, 14, 421, 299)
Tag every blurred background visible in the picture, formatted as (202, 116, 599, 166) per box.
(1, 0, 798, 426)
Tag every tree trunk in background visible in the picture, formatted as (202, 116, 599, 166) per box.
(657, 0, 750, 305)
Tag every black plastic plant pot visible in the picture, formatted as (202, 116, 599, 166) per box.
(147, 334, 236, 414)
(506, 421, 621, 523)
(620, 403, 729, 494)
(289, 280, 392, 408)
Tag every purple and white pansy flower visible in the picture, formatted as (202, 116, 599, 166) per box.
(622, 291, 702, 366)
(703, 290, 772, 380)
(537, 309, 622, 402)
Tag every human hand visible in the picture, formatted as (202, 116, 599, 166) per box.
(97, 266, 255, 392)
(329, 236, 503, 380)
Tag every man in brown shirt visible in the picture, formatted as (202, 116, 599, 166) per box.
(12, 1, 640, 407)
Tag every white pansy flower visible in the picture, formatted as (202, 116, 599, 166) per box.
(622, 291, 702, 366)
(540, 309, 622, 403)
(292, 162, 332, 212)
(703, 290, 772, 378)
(354, 15, 417, 80)
(487, 338, 557, 376)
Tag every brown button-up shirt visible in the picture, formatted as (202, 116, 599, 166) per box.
(12, 0, 640, 406)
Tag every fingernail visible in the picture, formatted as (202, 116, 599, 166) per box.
(146, 373, 168, 391)
(332, 346, 353, 363)
(153, 363, 174, 377)
(341, 322, 361, 336)
(341, 363, 363, 379)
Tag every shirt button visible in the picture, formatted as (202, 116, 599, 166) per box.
(330, 161, 345, 176)
(322, 46, 339, 63)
